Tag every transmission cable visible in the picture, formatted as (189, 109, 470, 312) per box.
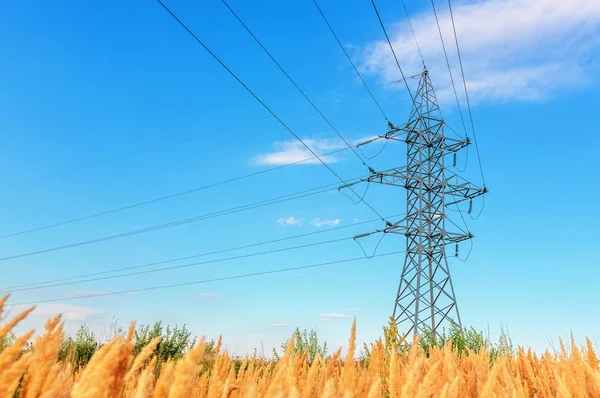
(311, 0, 389, 122)
(400, 0, 425, 69)
(446, 0, 486, 187)
(1, 79, 399, 192)
(222, 0, 376, 173)
(7, 250, 404, 307)
(369, 0, 414, 102)
(5, 236, 355, 293)
(429, 0, 468, 138)
(0, 178, 359, 262)
(0, 146, 352, 241)
(158, 0, 388, 223)
(0, 214, 402, 293)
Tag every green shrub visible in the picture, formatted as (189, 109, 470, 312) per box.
(58, 324, 99, 368)
(273, 327, 328, 364)
(133, 321, 197, 362)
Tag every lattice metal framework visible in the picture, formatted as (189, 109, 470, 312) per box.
(342, 69, 486, 338)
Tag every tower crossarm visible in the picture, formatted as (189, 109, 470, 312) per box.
(355, 124, 409, 148)
(356, 126, 470, 154)
(337, 166, 407, 191)
(444, 136, 470, 153)
(444, 172, 488, 206)
(353, 219, 473, 245)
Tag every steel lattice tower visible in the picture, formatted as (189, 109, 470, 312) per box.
(343, 69, 486, 338)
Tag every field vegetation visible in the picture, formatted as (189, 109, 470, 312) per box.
(1, 294, 599, 397)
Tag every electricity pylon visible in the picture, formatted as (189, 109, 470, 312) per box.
(341, 69, 486, 338)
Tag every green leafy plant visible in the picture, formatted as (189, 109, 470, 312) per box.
(133, 321, 198, 362)
(273, 327, 328, 364)
(58, 324, 99, 368)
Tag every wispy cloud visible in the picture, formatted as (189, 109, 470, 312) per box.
(317, 313, 351, 319)
(359, 0, 600, 104)
(271, 323, 289, 328)
(198, 292, 222, 298)
(253, 136, 380, 166)
(253, 138, 344, 166)
(12, 303, 106, 322)
(63, 290, 139, 298)
(310, 218, 342, 228)
(277, 216, 304, 227)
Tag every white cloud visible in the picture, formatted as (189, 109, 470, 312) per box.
(317, 313, 351, 319)
(63, 290, 139, 298)
(198, 292, 221, 298)
(360, 0, 600, 104)
(310, 218, 342, 228)
(63, 290, 111, 297)
(253, 136, 380, 166)
(277, 216, 304, 227)
(271, 323, 289, 327)
(254, 138, 343, 166)
(17, 304, 105, 322)
(352, 218, 360, 223)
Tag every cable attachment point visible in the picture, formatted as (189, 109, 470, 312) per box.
(455, 243, 459, 257)
(387, 120, 394, 130)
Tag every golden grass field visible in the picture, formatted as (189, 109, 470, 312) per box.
(1, 294, 599, 397)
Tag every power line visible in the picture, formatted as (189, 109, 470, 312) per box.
(0, 179, 355, 262)
(157, 0, 387, 223)
(430, 0, 468, 137)
(222, 0, 374, 171)
(5, 236, 354, 292)
(446, 0, 486, 186)
(0, 118, 262, 191)
(369, 0, 414, 102)
(311, 0, 390, 122)
(0, 146, 352, 241)
(7, 250, 404, 307)
(400, 0, 425, 68)
(0, 79, 388, 192)
(0, 215, 400, 293)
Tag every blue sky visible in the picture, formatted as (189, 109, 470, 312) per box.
(1, 0, 599, 355)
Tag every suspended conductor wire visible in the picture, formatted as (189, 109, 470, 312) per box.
(456, 237, 474, 262)
(7, 250, 404, 306)
(447, 0, 486, 187)
(339, 181, 370, 205)
(0, 214, 403, 293)
(221, 0, 374, 171)
(400, 0, 425, 68)
(158, 0, 388, 223)
(311, 0, 390, 122)
(5, 236, 355, 292)
(357, 138, 389, 160)
(354, 230, 387, 259)
(1, 79, 400, 192)
(0, 146, 352, 241)
(430, 0, 468, 137)
(370, 0, 414, 102)
(469, 193, 485, 220)
(0, 180, 353, 262)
